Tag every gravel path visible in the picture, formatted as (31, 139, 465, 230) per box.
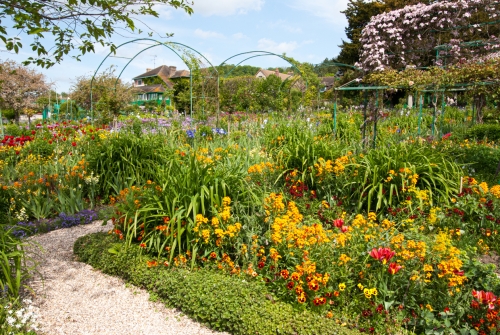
(25, 220, 230, 335)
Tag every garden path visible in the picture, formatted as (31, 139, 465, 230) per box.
(25, 220, 229, 335)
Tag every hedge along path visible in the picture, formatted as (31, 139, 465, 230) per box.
(25, 220, 229, 335)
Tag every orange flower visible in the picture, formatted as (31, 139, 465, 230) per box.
(308, 280, 320, 291)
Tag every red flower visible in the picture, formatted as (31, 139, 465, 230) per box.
(258, 261, 265, 269)
(287, 281, 295, 290)
(473, 290, 497, 310)
(71, 141, 77, 147)
(280, 269, 289, 280)
(388, 262, 403, 275)
(139, 243, 146, 248)
(333, 218, 344, 228)
(369, 247, 395, 264)
(313, 297, 326, 306)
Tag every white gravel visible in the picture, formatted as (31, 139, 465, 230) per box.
(25, 220, 230, 335)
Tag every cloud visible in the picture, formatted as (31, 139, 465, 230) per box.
(232, 33, 247, 40)
(257, 38, 299, 54)
(269, 20, 302, 33)
(289, 0, 349, 25)
(192, 0, 264, 16)
(194, 29, 225, 39)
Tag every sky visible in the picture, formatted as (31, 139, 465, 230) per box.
(1, 0, 350, 93)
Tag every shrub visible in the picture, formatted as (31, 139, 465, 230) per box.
(74, 233, 362, 335)
(465, 123, 500, 141)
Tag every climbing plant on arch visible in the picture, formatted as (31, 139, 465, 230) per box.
(358, 0, 500, 71)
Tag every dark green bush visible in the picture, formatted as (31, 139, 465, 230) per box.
(444, 145, 500, 183)
(74, 233, 361, 335)
(465, 123, 500, 141)
(4, 124, 22, 137)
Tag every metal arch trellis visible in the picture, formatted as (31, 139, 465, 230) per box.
(217, 51, 311, 115)
(312, 62, 363, 139)
(90, 38, 220, 123)
(219, 51, 308, 89)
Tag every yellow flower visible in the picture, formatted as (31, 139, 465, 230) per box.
(338, 283, 346, 291)
(363, 288, 371, 299)
(339, 253, 351, 265)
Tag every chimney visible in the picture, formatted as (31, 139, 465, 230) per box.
(169, 66, 177, 76)
(146, 68, 152, 72)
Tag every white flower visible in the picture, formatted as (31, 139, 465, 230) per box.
(6, 316, 15, 326)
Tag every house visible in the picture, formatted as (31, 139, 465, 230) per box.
(132, 65, 190, 107)
(319, 77, 336, 92)
(255, 68, 293, 81)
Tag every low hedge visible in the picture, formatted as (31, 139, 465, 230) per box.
(74, 233, 361, 335)
(465, 123, 500, 141)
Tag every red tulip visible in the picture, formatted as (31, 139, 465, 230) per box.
(388, 262, 402, 275)
(333, 218, 344, 228)
(369, 247, 395, 264)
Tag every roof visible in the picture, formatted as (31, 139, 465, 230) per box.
(255, 68, 293, 81)
(132, 65, 189, 80)
(320, 77, 336, 88)
(171, 70, 190, 78)
(132, 84, 166, 94)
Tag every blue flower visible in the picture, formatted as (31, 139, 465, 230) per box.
(186, 130, 195, 138)
(212, 128, 227, 135)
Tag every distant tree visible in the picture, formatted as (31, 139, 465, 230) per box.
(70, 67, 132, 124)
(217, 64, 261, 78)
(0, 60, 49, 123)
(172, 78, 191, 113)
(220, 76, 258, 112)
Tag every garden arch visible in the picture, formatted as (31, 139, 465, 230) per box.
(90, 38, 219, 121)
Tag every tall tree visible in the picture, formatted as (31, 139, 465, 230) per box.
(0, 0, 193, 68)
(0, 59, 49, 123)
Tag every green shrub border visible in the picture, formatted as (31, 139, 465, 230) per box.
(74, 233, 361, 335)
